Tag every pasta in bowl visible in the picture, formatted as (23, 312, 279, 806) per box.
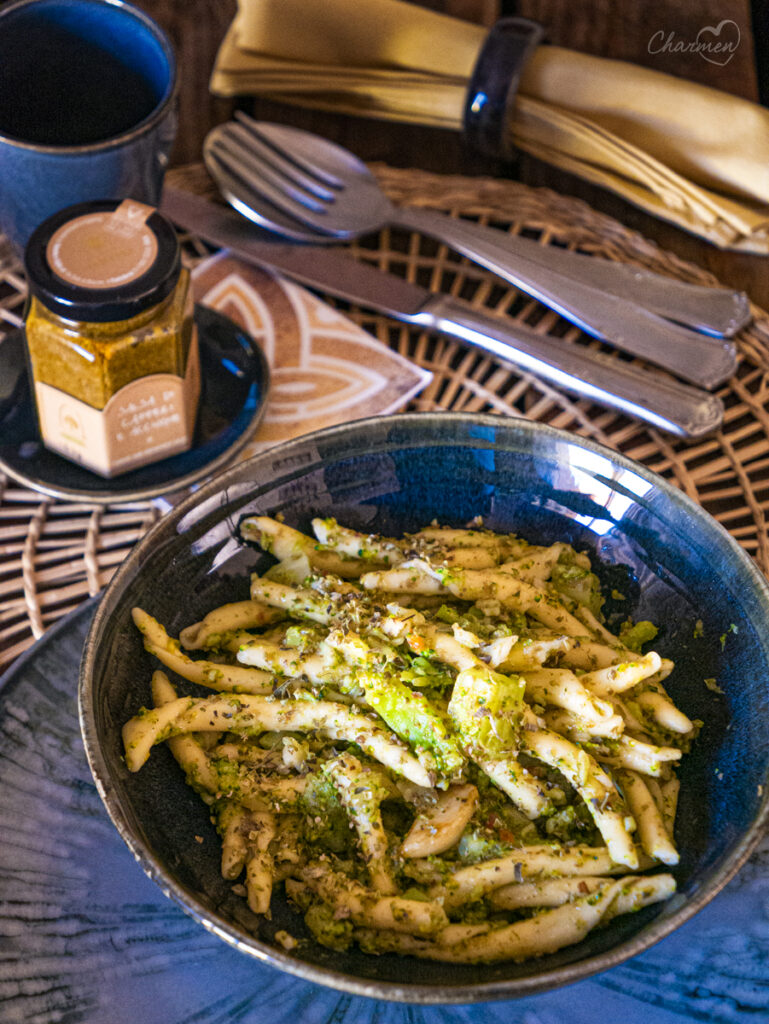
(80, 413, 769, 1002)
(122, 516, 687, 963)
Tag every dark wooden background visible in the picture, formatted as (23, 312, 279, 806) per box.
(129, 0, 769, 306)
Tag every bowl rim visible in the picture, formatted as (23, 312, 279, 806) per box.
(78, 410, 769, 1003)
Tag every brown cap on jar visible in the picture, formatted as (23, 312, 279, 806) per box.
(24, 198, 181, 322)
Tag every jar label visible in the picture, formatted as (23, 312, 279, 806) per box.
(46, 200, 158, 290)
(34, 328, 200, 477)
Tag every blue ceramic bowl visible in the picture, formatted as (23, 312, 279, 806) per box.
(79, 413, 769, 1003)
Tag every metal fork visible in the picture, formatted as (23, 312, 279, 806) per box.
(204, 116, 743, 390)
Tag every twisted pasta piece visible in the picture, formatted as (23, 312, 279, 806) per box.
(122, 694, 433, 787)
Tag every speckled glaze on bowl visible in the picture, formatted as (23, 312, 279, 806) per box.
(79, 412, 769, 1004)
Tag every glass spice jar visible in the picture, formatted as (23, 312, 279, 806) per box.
(24, 198, 199, 477)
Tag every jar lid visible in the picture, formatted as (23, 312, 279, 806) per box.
(24, 199, 181, 322)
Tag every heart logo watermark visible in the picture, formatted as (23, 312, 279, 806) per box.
(648, 20, 740, 66)
(696, 20, 741, 65)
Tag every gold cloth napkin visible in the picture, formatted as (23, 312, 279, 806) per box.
(210, 0, 769, 253)
(192, 252, 432, 460)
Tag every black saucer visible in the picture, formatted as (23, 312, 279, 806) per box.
(0, 305, 269, 503)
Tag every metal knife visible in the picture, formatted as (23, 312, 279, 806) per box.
(161, 186, 723, 439)
(475, 232, 752, 338)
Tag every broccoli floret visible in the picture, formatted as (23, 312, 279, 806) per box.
(300, 774, 354, 853)
(551, 562, 604, 617)
(400, 654, 455, 693)
(619, 620, 659, 653)
(359, 668, 464, 778)
(304, 902, 354, 952)
(448, 666, 525, 756)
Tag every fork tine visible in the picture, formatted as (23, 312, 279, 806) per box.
(224, 120, 337, 202)
(206, 140, 350, 237)
(203, 149, 327, 240)
(234, 111, 345, 190)
(212, 133, 328, 214)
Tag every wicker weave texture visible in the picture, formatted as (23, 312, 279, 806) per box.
(1, 165, 768, 670)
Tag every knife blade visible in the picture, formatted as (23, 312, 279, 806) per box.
(161, 186, 723, 438)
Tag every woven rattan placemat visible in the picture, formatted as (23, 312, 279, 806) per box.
(1, 164, 768, 670)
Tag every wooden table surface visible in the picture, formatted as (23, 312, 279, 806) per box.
(134, 0, 769, 308)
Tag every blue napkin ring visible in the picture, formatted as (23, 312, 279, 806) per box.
(463, 17, 546, 159)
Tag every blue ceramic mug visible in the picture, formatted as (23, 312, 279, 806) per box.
(0, 0, 177, 253)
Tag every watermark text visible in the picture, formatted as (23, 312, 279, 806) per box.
(648, 19, 740, 66)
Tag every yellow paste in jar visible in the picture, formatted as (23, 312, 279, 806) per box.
(25, 267, 194, 411)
